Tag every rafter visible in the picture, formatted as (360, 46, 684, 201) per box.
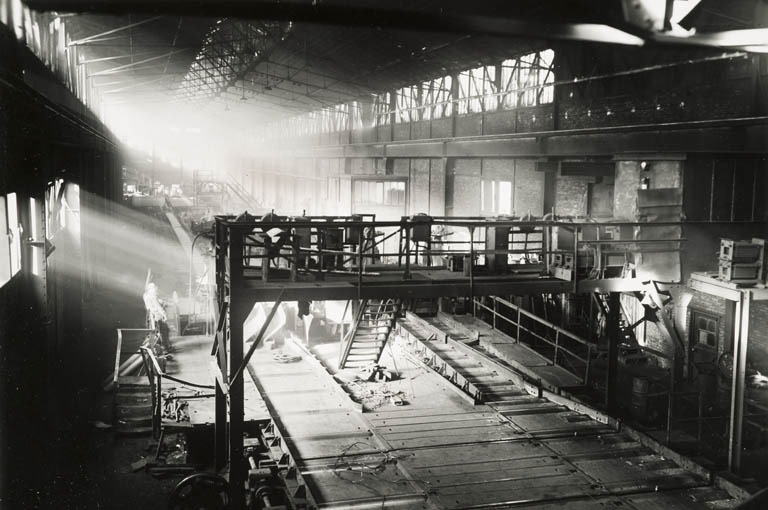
(176, 19, 292, 102)
(68, 15, 163, 46)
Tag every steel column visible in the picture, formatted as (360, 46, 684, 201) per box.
(228, 229, 246, 508)
(605, 292, 621, 411)
(728, 290, 749, 474)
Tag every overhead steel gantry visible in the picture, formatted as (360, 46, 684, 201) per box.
(176, 18, 292, 102)
(209, 213, 684, 505)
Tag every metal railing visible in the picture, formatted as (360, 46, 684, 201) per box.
(139, 345, 215, 440)
(473, 295, 593, 385)
(215, 215, 686, 295)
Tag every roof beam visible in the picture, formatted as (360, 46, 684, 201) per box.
(89, 48, 191, 76)
(28, 2, 648, 47)
(67, 15, 164, 46)
(78, 52, 155, 64)
(176, 19, 292, 101)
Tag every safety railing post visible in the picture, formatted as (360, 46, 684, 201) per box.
(492, 296, 497, 330)
(290, 232, 298, 282)
(318, 229, 325, 281)
(357, 227, 363, 299)
(697, 391, 704, 441)
(584, 344, 591, 385)
(554, 330, 560, 367)
(573, 226, 579, 292)
(516, 305, 521, 344)
(666, 391, 674, 445)
(404, 221, 412, 279)
(468, 225, 475, 309)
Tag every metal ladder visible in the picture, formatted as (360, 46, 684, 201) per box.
(339, 299, 400, 369)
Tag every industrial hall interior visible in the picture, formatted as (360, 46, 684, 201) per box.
(3, 0, 768, 509)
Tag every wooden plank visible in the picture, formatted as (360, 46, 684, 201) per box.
(402, 445, 549, 471)
(384, 431, 523, 449)
(378, 420, 512, 437)
(431, 479, 598, 509)
(299, 469, 424, 505)
(502, 411, 607, 434)
(625, 487, 739, 510)
(422, 463, 576, 488)
(544, 433, 640, 456)
(410, 455, 563, 477)
(369, 412, 502, 428)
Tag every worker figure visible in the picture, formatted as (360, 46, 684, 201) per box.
(362, 226, 381, 264)
(143, 282, 172, 353)
(260, 211, 290, 268)
(430, 225, 453, 266)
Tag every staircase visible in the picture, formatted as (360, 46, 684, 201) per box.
(592, 292, 640, 346)
(114, 377, 154, 436)
(593, 283, 683, 367)
(339, 299, 400, 370)
(222, 173, 263, 213)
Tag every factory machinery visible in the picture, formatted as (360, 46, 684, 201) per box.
(190, 212, 717, 508)
(135, 213, 766, 509)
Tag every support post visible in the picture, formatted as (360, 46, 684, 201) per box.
(469, 225, 475, 312)
(214, 218, 227, 311)
(729, 290, 749, 474)
(605, 292, 621, 411)
(228, 227, 246, 507)
(404, 220, 412, 279)
(666, 390, 674, 445)
(339, 300, 350, 365)
(572, 226, 579, 292)
(492, 296, 497, 330)
(357, 227, 363, 299)
(214, 377, 227, 471)
(213, 311, 229, 471)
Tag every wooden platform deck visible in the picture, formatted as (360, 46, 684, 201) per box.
(243, 330, 741, 509)
(235, 266, 651, 301)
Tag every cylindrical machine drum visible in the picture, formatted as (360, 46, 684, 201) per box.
(411, 214, 433, 243)
(345, 214, 363, 245)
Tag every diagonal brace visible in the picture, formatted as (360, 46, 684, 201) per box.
(229, 289, 285, 387)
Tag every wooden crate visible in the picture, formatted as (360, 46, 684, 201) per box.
(718, 260, 761, 282)
(720, 238, 763, 263)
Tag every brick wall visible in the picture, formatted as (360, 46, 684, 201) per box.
(748, 301, 768, 372)
(555, 175, 589, 216)
(429, 159, 446, 216)
(409, 158, 430, 215)
(514, 160, 544, 216)
(447, 158, 481, 217)
(679, 288, 768, 373)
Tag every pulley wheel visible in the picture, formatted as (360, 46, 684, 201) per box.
(168, 473, 230, 510)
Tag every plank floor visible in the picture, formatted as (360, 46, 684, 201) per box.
(242, 321, 741, 509)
